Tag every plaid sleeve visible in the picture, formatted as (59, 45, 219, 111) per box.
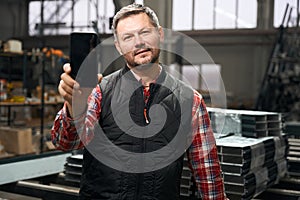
(51, 85, 102, 151)
(186, 91, 228, 200)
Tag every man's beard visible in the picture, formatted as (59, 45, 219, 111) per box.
(125, 48, 160, 68)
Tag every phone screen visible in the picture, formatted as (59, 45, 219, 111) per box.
(70, 32, 99, 87)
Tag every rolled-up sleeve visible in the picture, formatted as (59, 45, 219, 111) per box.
(51, 85, 102, 151)
(186, 91, 228, 200)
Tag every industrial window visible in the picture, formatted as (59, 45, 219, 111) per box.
(274, 0, 299, 27)
(172, 0, 257, 30)
(182, 65, 201, 90)
(28, 0, 115, 36)
(179, 64, 222, 92)
(200, 64, 222, 92)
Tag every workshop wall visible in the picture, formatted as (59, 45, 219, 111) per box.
(0, 0, 28, 40)
(0, 0, 276, 109)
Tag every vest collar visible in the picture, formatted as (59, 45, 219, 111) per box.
(121, 64, 167, 86)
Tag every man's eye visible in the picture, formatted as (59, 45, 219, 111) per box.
(141, 30, 150, 35)
(123, 35, 132, 41)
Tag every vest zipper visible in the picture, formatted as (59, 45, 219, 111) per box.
(135, 85, 149, 199)
(143, 86, 151, 124)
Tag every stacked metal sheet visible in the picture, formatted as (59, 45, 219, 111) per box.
(285, 121, 300, 137)
(287, 137, 300, 177)
(180, 155, 195, 198)
(241, 111, 283, 138)
(216, 135, 288, 200)
(285, 121, 300, 177)
(207, 108, 284, 138)
(64, 154, 83, 184)
(207, 107, 242, 138)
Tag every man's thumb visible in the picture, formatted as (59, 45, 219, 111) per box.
(63, 63, 72, 74)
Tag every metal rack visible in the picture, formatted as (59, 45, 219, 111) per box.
(255, 3, 300, 121)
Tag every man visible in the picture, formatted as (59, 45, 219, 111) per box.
(51, 3, 228, 200)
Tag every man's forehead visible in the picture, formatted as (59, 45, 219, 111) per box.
(118, 27, 156, 35)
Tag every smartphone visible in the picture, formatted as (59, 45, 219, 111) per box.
(70, 32, 99, 87)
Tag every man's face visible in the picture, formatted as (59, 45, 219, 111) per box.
(115, 13, 163, 68)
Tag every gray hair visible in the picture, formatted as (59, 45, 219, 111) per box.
(112, 3, 160, 40)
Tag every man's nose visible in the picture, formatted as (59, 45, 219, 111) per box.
(134, 34, 145, 48)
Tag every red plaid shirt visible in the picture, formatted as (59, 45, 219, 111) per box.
(51, 85, 227, 200)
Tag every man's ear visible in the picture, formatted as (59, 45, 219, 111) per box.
(158, 26, 164, 42)
(114, 40, 123, 55)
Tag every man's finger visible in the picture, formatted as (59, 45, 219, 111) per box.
(98, 74, 103, 83)
(63, 63, 71, 73)
(58, 82, 72, 103)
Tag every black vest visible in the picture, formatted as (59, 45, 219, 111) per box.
(80, 66, 194, 200)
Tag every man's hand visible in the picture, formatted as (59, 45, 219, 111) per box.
(58, 63, 103, 118)
(58, 63, 76, 105)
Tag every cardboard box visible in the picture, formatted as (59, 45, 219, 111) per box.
(0, 127, 34, 155)
(3, 39, 22, 53)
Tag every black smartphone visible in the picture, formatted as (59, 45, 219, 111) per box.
(70, 32, 99, 87)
